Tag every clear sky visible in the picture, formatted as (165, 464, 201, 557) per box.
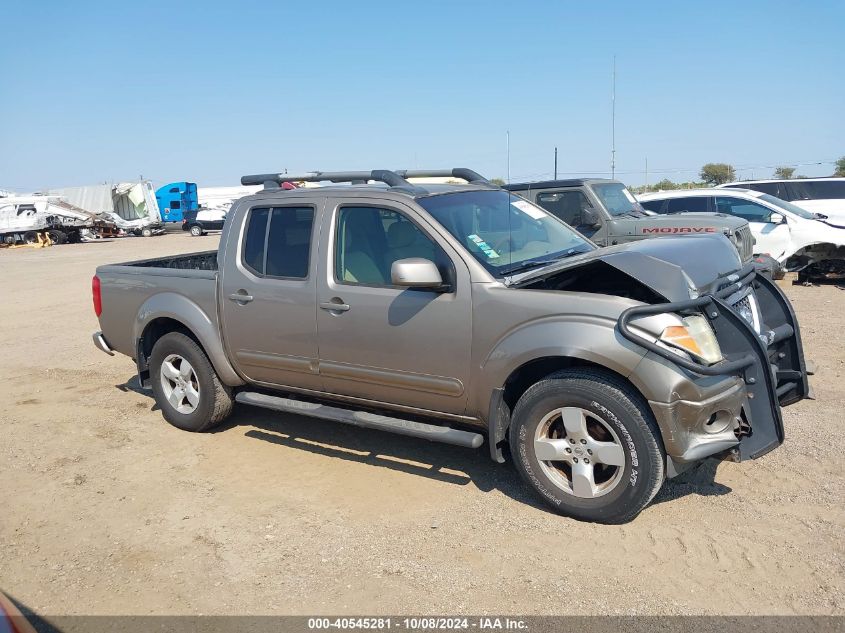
(2, 0, 843, 191)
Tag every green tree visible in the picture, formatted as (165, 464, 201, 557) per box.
(773, 166, 795, 179)
(699, 163, 736, 186)
(834, 157, 845, 177)
(490, 177, 506, 186)
(653, 178, 678, 191)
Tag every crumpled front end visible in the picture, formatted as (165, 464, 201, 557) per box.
(620, 263, 809, 465)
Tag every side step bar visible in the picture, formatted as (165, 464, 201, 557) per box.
(235, 392, 484, 449)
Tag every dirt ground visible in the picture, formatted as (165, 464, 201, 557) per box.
(0, 232, 842, 617)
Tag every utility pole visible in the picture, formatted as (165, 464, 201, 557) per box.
(506, 130, 510, 184)
(611, 55, 616, 179)
(554, 147, 558, 180)
(645, 156, 648, 192)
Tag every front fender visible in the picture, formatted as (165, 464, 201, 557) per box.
(134, 292, 244, 387)
(475, 315, 658, 415)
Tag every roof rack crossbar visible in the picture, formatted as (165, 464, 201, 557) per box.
(240, 170, 421, 192)
(394, 168, 489, 184)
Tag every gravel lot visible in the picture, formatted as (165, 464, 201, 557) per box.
(0, 233, 843, 616)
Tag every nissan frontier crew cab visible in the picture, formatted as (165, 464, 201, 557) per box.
(92, 168, 809, 523)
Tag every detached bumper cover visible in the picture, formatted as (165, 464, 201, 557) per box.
(620, 265, 809, 462)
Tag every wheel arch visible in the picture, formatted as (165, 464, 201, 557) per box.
(133, 293, 244, 388)
(486, 353, 653, 463)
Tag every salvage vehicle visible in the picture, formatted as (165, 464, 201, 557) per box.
(49, 181, 165, 237)
(0, 194, 101, 244)
(505, 178, 755, 263)
(639, 188, 845, 282)
(92, 168, 809, 523)
(719, 178, 845, 220)
(182, 208, 227, 236)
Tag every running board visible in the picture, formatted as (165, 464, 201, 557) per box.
(235, 392, 484, 449)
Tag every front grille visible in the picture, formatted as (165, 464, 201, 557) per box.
(718, 274, 761, 333)
(734, 226, 754, 262)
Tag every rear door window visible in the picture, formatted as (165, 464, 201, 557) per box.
(666, 197, 710, 214)
(242, 206, 314, 278)
(640, 199, 666, 213)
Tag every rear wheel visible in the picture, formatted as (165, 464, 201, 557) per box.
(189, 224, 203, 237)
(47, 229, 67, 244)
(23, 231, 37, 244)
(509, 368, 665, 523)
(141, 227, 153, 238)
(149, 332, 233, 432)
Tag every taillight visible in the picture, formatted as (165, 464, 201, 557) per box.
(92, 275, 102, 317)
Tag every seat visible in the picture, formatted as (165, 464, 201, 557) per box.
(342, 250, 385, 284)
(385, 220, 435, 266)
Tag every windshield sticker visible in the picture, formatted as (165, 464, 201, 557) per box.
(511, 199, 547, 220)
(468, 234, 500, 259)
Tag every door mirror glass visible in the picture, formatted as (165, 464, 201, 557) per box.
(391, 258, 443, 288)
(769, 212, 785, 225)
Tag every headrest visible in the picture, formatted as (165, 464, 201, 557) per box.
(387, 221, 416, 249)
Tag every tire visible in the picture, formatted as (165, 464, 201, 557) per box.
(149, 332, 233, 432)
(47, 229, 67, 244)
(189, 225, 203, 237)
(23, 231, 37, 244)
(509, 368, 665, 524)
(141, 227, 153, 238)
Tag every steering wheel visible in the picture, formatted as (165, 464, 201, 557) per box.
(492, 235, 513, 254)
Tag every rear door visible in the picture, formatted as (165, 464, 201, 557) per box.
(714, 196, 791, 260)
(314, 197, 472, 415)
(219, 198, 324, 390)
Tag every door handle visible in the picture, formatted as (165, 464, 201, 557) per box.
(320, 300, 350, 312)
(229, 292, 254, 303)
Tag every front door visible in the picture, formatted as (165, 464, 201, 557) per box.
(219, 199, 324, 390)
(315, 198, 472, 415)
(715, 196, 792, 260)
(533, 188, 604, 240)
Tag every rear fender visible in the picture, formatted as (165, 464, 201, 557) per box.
(133, 292, 244, 387)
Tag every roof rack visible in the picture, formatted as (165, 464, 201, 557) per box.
(393, 168, 489, 184)
(241, 170, 421, 193)
(240, 167, 491, 192)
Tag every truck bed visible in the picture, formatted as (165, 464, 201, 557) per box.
(126, 251, 218, 271)
(95, 250, 220, 358)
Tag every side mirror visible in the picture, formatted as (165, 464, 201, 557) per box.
(581, 206, 601, 227)
(391, 258, 443, 288)
(769, 212, 785, 224)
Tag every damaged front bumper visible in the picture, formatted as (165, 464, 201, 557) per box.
(619, 264, 809, 465)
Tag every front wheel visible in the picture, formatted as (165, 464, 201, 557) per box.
(149, 332, 233, 432)
(509, 368, 665, 523)
(189, 225, 203, 237)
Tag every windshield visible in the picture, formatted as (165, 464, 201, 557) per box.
(417, 190, 593, 277)
(758, 193, 816, 219)
(591, 182, 643, 216)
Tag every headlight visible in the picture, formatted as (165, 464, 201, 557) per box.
(659, 315, 722, 365)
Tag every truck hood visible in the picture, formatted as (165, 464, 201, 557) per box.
(621, 212, 746, 235)
(509, 234, 742, 302)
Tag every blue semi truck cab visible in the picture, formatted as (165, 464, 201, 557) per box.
(155, 182, 198, 223)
